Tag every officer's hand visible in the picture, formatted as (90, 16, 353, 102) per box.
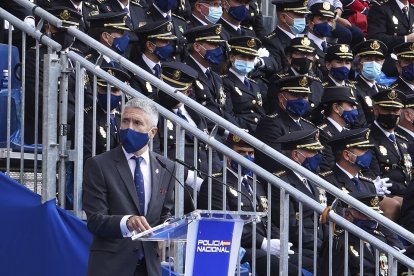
(336, 17, 352, 28)
(257, 47, 269, 58)
(127, 216, 151, 232)
(407, 33, 414, 42)
(373, 176, 392, 195)
(261, 238, 294, 257)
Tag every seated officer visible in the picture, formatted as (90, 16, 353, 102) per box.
(255, 75, 316, 174)
(274, 129, 326, 272)
(317, 86, 360, 171)
(323, 44, 354, 88)
(223, 36, 266, 134)
(188, 0, 223, 27)
(130, 21, 177, 100)
(217, 0, 255, 40)
(198, 134, 300, 275)
(391, 42, 414, 95)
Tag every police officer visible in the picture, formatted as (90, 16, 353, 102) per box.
(217, 0, 256, 40)
(391, 42, 414, 95)
(198, 134, 300, 275)
(273, 129, 326, 272)
(352, 39, 389, 127)
(255, 75, 316, 174)
(323, 44, 355, 88)
(188, 0, 223, 27)
(130, 21, 177, 100)
(241, 0, 266, 39)
(223, 36, 266, 134)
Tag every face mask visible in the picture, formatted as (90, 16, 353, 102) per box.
(155, 0, 177, 12)
(231, 155, 254, 176)
(228, 5, 248, 21)
(158, 91, 181, 109)
(233, 59, 255, 75)
(205, 6, 223, 24)
(201, 46, 224, 65)
(313, 22, 332, 37)
(119, 128, 151, 153)
(290, 57, 312, 75)
(361, 61, 382, 80)
(283, 95, 309, 117)
(289, 17, 306, 34)
(339, 106, 359, 126)
(402, 63, 414, 81)
(376, 114, 400, 130)
(51, 32, 75, 49)
(97, 93, 122, 111)
(111, 34, 130, 55)
(152, 43, 175, 61)
(300, 152, 322, 173)
(348, 150, 372, 169)
(330, 66, 350, 81)
(352, 217, 378, 231)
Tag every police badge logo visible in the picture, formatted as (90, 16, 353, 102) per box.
(167, 22, 173, 32)
(247, 39, 256, 48)
(235, 87, 242, 96)
(299, 76, 308, 87)
(323, 2, 330, 9)
(259, 196, 268, 212)
(173, 70, 181, 80)
(232, 135, 241, 143)
(215, 25, 222, 34)
(370, 196, 379, 208)
(370, 40, 380, 50)
(257, 93, 263, 106)
(229, 187, 238, 197)
(301, 37, 311, 46)
(388, 90, 397, 100)
(379, 145, 387, 156)
(60, 10, 71, 20)
(339, 44, 349, 53)
(365, 96, 373, 107)
(107, 69, 114, 76)
(166, 120, 174, 130)
(146, 82, 153, 93)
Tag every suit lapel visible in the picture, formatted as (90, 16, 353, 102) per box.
(391, 0, 409, 28)
(228, 71, 256, 97)
(187, 58, 214, 90)
(372, 124, 400, 158)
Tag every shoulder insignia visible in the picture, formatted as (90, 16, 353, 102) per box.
(99, 126, 107, 139)
(241, 25, 252, 30)
(265, 31, 276, 39)
(228, 187, 239, 197)
(220, 75, 228, 78)
(246, 77, 257, 84)
(319, 170, 333, 177)
(276, 72, 289, 78)
(334, 228, 345, 236)
(345, 82, 356, 88)
(396, 132, 409, 141)
(318, 123, 327, 129)
(301, 117, 315, 126)
(212, 172, 223, 177)
(130, 0, 142, 7)
(309, 75, 322, 82)
(172, 13, 186, 21)
(84, 106, 93, 114)
(348, 80, 357, 84)
(267, 113, 278, 118)
(322, 82, 329, 87)
(146, 10, 151, 15)
(377, 84, 388, 89)
(273, 170, 286, 177)
(84, 2, 98, 9)
(359, 175, 373, 183)
(390, 83, 398, 89)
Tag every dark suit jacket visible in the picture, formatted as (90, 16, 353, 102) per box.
(217, 18, 256, 41)
(187, 14, 205, 29)
(396, 125, 414, 159)
(261, 27, 290, 74)
(318, 118, 342, 171)
(401, 177, 414, 233)
(129, 54, 158, 100)
(241, 0, 266, 39)
(390, 76, 414, 95)
(83, 146, 175, 276)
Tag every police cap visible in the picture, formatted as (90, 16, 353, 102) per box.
(353, 39, 388, 58)
(276, 129, 324, 151)
(347, 191, 383, 213)
(86, 11, 130, 31)
(372, 89, 405, 109)
(97, 66, 131, 87)
(184, 24, 225, 44)
(278, 75, 312, 94)
(46, 6, 82, 28)
(227, 133, 252, 148)
(135, 20, 177, 41)
(228, 36, 262, 57)
(272, 0, 309, 14)
(308, 2, 336, 18)
(325, 44, 353, 61)
(393, 42, 414, 59)
(320, 86, 359, 106)
(161, 62, 198, 90)
(328, 128, 373, 151)
(285, 36, 316, 54)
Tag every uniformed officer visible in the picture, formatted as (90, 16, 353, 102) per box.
(317, 86, 360, 171)
(320, 192, 394, 276)
(129, 21, 177, 100)
(241, 0, 266, 39)
(352, 39, 389, 127)
(396, 94, 414, 159)
(85, 11, 131, 66)
(273, 129, 326, 272)
(267, 36, 324, 117)
(391, 42, 414, 95)
(255, 75, 316, 174)
(369, 89, 412, 208)
(323, 44, 354, 87)
(184, 24, 239, 131)
(217, 0, 256, 40)
(261, 0, 309, 74)
(53, 0, 100, 33)
(188, 0, 223, 27)
(198, 134, 300, 275)
(222, 36, 266, 134)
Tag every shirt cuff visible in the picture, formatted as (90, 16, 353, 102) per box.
(120, 215, 133, 237)
(185, 170, 204, 192)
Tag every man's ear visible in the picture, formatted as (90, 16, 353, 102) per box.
(149, 127, 158, 139)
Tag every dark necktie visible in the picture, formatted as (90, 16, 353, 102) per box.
(123, 7, 132, 26)
(176, 108, 194, 140)
(403, 6, 409, 20)
(153, 64, 161, 78)
(166, 14, 171, 21)
(388, 133, 396, 143)
(244, 78, 251, 91)
(110, 113, 117, 132)
(242, 178, 253, 194)
(236, 28, 242, 35)
(351, 177, 362, 192)
(132, 156, 146, 214)
(205, 69, 212, 81)
(321, 41, 327, 52)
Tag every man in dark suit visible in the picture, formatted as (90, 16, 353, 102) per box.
(130, 21, 177, 100)
(367, 0, 414, 77)
(223, 36, 266, 134)
(83, 97, 175, 276)
(396, 94, 414, 159)
(188, 0, 223, 28)
(391, 42, 414, 95)
(273, 129, 326, 272)
(217, 0, 255, 40)
(352, 39, 389, 127)
(255, 75, 316, 174)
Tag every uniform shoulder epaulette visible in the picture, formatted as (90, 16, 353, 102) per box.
(348, 80, 357, 85)
(359, 175, 373, 183)
(172, 13, 186, 21)
(241, 25, 253, 30)
(301, 117, 315, 126)
(265, 31, 276, 39)
(318, 123, 327, 129)
(220, 74, 228, 78)
(276, 72, 289, 79)
(273, 170, 286, 177)
(377, 83, 388, 89)
(395, 132, 409, 141)
(130, 0, 143, 7)
(212, 172, 223, 177)
(267, 113, 278, 118)
(322, 82, 329, 87)
(84, 1, 98, 9)
(390, 82, 398, 89)
(96, 0, 106, 3)
(246, 77, 257, 83)
(84, 106, 93, 114)
(345, 82, 356, 88)
(309, 75, 321, 82)
(319, 170, 333, 177)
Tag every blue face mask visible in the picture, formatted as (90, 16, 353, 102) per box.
(205, 6, 223, 24)
(289, 17, 306, 34)
(284, 97, 309, 117)
(112, 34, 130, 55)
(352, 217, 378, 231)
(231, 155, 254, 176)
(361, 61, 382, 80)
(330, 66, 350, 81)
(300, 152, 322, 173)
(153, 43, 175, 61)
(203, 46, 224, 65)
(97, 93, 122, 111)
(228, 5, 249, 22)
(402, 63, 414, 81)
(348, 150, 372, 169)
(340, 107, 359, 126)
(313, 22, 332, 37)
(155, 0, 177, 12)
(119, 128, 151, 153)
(233, 59, 255, 75)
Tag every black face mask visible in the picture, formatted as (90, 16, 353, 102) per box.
(157, 91, 181, 109)
(51, 32, 75, 49)
(290, 57, 312, 75)
(377, 114, 400, 130)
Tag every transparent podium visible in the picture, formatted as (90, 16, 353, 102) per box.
(131, 210, 265, 276)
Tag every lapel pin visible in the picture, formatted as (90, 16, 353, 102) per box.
(155, 169, 159, 174)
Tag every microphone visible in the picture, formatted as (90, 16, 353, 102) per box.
(174, 158, 256, 211)
(155, 156, 196, 212)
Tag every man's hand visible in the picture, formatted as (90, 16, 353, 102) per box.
(407, 33, 414, 42)
(127, 216, 151, 232)
(336, 17, 352, 28)
(373, 176, 392, 195)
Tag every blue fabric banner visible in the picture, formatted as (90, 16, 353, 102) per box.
(0, 172, 92, 276)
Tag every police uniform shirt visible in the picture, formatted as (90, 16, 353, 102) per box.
(307, 32, 327, 52)
(142, 53, 160, 75)
(327, 117, 346, 133)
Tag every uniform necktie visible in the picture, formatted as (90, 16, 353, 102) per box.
(176, 108, 194, 139)
(123, 7, 131, 26)
(236, 28, 242, 35)
(153, 64, 161, 78)
(244, 78, 251, 91)
(242, 178, 253, 194)
(132, 156, 146, 214)
(351, 177, 361, 192)
(321, 41, 327, 52)
(166, 14, 171, 21)
(388, 133, 396, 143)
(205, 69, 212, 81)
(110, 113, 116, 132)
(403, 6, 409, 20)
(302, 178, 313, 194)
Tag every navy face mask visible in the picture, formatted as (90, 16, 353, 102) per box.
(283, 95, 309, 117)
(339, 106, 359, 126)
(228, 5, 249, 21)
(330, 66, 350, 81)
(313, 22, 333, 37)
(111, 34, 130, 55)
(97, 93, 122, 111)
(119, 128, 151, 153)
(231, 155, 254, 176)
(152, 43, 175, 61)
(348, 150, 372, 169)
(202, 46, 224, 65)
(350, 213, 378, 231)
(155, 0, 177, 12)
(300, 152, 322, 173)
(402, 63, 414, 81)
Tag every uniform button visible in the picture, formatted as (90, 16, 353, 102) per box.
(169, 135, 174, 139)
(252, 100, 256, 104)
(311, 103, 315, 107)
(254, 118, 258, 123)
(250, 12, 254, 16)
(204, 94, 207, 98)
(250, 110, 254, 113)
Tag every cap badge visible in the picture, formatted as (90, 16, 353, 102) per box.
(315, 130, 320, 141)
(410, 43, 414, 51)
(173, 70, 181, 80)
(232, 135, 241, 143)
(303, 0, 308, 6)
(365, 129, 370, 140)
(388, 90, 397, 100)
(339, 44, 349, 53)
(301, 37, 311, 46)
(370, 196, 379, 208)
(166, 22, 173, 32)
(350, 88, 355, 97)
(370, 40, 380, 50)
(60, 10, 71, 20)
(123, 15, 128, 24)
(247, 38, 256, 48)
(215, 25, 222, 35)
(107, 69, 114, 76)
(323, 2, 331, 10)
(299, 76, 308, 87)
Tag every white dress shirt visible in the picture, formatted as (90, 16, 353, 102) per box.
(327, 117, 345, 132)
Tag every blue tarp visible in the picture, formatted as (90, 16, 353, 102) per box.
(0, 172, 92, 276)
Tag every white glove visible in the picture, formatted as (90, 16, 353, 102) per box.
(261, 238, 294, 257)
(257, 47, 269, 58)
(373, 176, 392, 195)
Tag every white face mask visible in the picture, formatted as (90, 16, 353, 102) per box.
(201, 4, 223, 24)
